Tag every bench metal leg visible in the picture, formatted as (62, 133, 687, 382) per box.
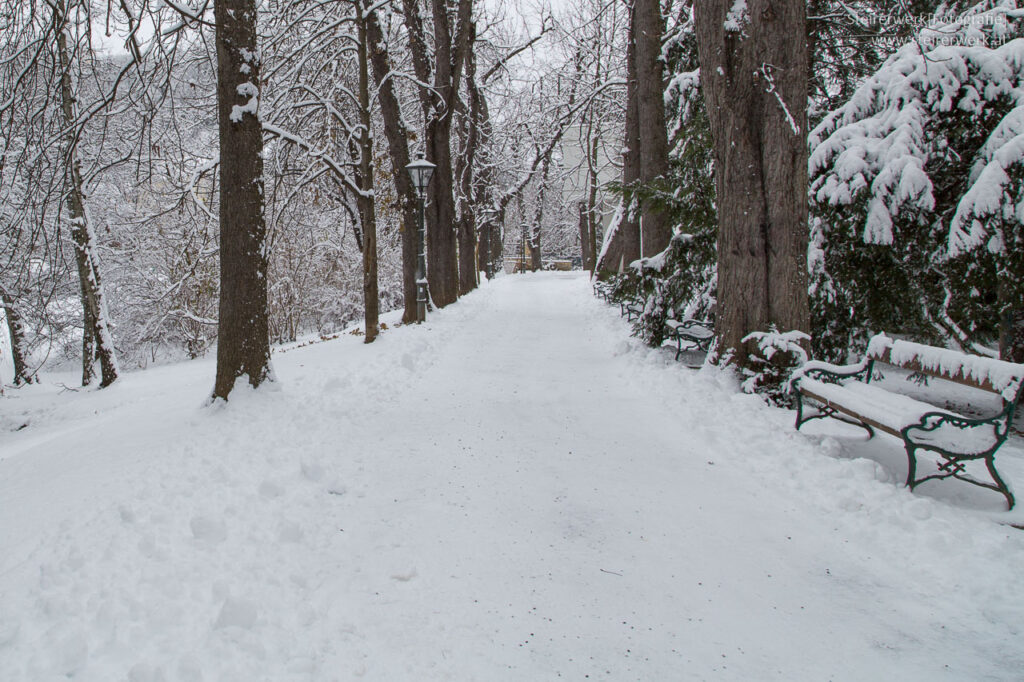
(986, 457, 1015, 510)
(906, 446, 1015, 510)
(905, 443, 919, 490)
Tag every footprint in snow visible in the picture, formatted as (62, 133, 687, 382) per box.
(214, 597, 258, 630)
(301, 460, 325, 482)
(259, 480, 284, 498)
(390, 568, 418, 582)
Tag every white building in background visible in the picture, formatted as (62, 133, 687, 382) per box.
(556, 121, 622, 243)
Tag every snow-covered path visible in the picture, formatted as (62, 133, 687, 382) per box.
(2, 272, 1024, 681)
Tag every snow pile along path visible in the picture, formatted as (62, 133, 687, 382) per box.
(1, 272, 1023, 681)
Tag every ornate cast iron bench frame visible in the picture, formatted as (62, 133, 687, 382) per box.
(592, 281, 613, 302)
(664, 319, 715, 361)
(791, 338, 1023, 510)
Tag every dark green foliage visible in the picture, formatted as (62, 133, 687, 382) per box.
(624, 232, 716, 347)
(738, 328, 810, 407)
(810, 82, 1020, 361)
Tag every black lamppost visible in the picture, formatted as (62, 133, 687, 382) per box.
(406, 153, 435, 323)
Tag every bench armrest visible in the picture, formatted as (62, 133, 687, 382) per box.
(791, 359, 871, 390)
(667, 318, 712, 332)
(902, 410, 1011, 457)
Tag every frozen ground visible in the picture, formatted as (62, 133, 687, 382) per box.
(1, 272, 1023, 681)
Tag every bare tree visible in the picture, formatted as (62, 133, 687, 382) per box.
(596, 4, 640, 275)
(633, 0, 670, 257)
(56, 18, 118, 388)
(401, 0, 473, 308)
(212, 0, 271, 399)
(354, 0, 379, 342)
(365, 2, 419, 324)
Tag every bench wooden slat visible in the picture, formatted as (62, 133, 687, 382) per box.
(868, 337, 1024, 400)
(798, 386, 898, 437)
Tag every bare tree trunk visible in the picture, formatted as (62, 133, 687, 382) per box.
(695, 0, 810, 365)
(528, 159, 551, 272)
(365, 5, 417, 324)
(596, 11, 641, 275)
(54, 2, 118, 388)
(456, 199, 478, 293)
(578, 201, 592, 272)
(633, 0, 671, 257)
(478, 219, 492, 279)
(212, 0, 271, 400)
(0, 289, 36, 385)
(456, 23, 480, 296)
(426, 0, 472, 306)
(468, 49, 498, 282)
(402, 0, 473, 308)
(356, 3, 379, 343)
(584, 117, 601, 275)
(425, 113, 460, 304)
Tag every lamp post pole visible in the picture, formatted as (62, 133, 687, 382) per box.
(416, 191, 427, 323)
(405, 152, 435, 323)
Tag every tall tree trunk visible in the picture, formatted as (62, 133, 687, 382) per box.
(634, 0, 671, 257)
(529, 159, 551, 272)
(695, 0, 810, 365)
(54, 2, 118, 388)
(402, 0, 473, 308)
(468, 49, 498, 282)
(578, 201, 592, 272)
(0, 287, 36, 385)
(425, 114, 460, 304)
(478, 218, 492, 279)
(596, 10, 641, 276)
(456, 23, 480, 296)
(355, 4, 379, 342)
(213, 0, 271, 400)
(365, 5, 418, 324)
(424, 0, 470, 307)
(587, 198, 600, 274)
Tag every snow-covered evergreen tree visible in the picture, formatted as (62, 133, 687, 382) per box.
(809, 0, 1024, 360)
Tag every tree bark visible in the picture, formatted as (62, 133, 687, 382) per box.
(456, 22, 481, 296)
(54, 2, 118, 388)
(695, 0, 810, 364)
(468, 48, 499, 281)
(401, 0, 473, 308)
(578, 201, 592, 272)
(596, 10, 641, 276)
(0, 285, 35, 385)
(365, 6, 418, 324)
(356, 3, 379, 343)
(633, 0, 671, 257)
(528, 158, 551, 272)
(213, 0, 272, 399)
(478, 218, 492, 279)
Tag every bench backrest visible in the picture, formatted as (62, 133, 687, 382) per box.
(866, 333, 1024, 403)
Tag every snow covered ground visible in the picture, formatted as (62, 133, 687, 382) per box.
(2, 271, 1023, 681)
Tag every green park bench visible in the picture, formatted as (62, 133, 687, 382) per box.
(791, 333, 1024, 509)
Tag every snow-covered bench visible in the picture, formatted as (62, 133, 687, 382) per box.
(791, 334, 1024, 509)
(622, 298, 643, 321)
(665, 319, 714, 361)
(592, 280, 613, 302)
